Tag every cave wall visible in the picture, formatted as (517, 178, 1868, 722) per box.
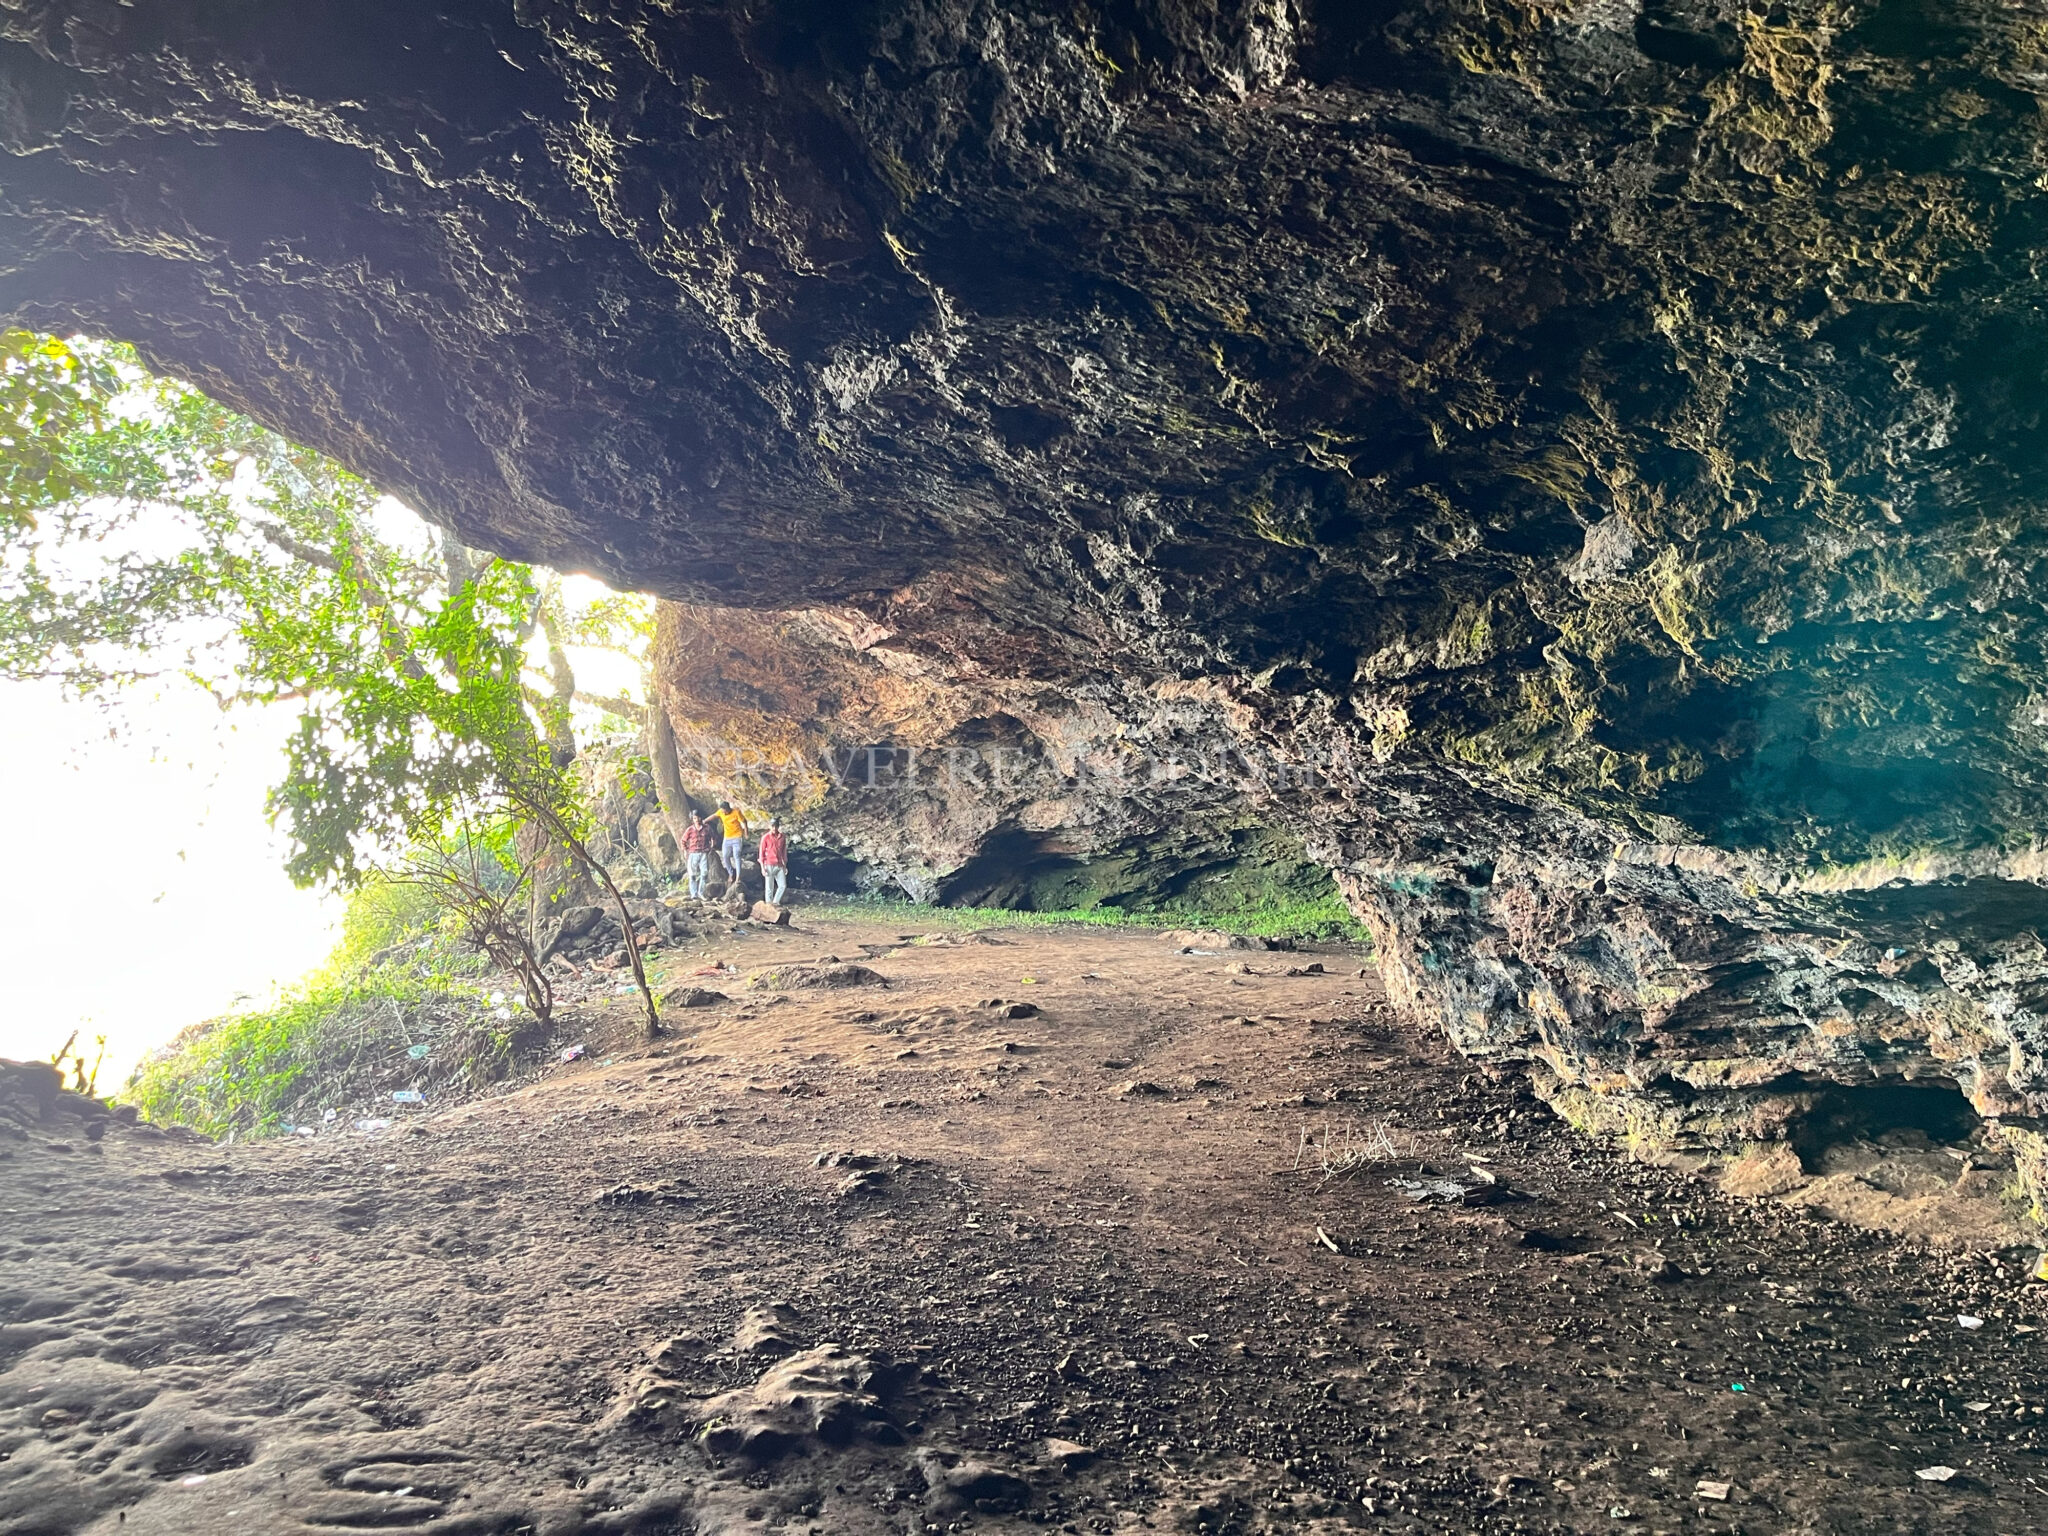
(646, 597, 1329, 908)
(9, 0, 2048, 1173)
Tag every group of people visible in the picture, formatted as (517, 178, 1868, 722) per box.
(679, 800, 790, 904)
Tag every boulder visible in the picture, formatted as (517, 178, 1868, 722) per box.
(750, 901, 791, 926)
(541, 904, 608, 960)
(636, 812, 684, 876)
(661, 985, 728, 1009)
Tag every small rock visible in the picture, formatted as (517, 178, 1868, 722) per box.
(835, 1168, 892, 1198)
(1115, 1080, 1169, 1098)
(1284, 962, 1326, 977)
(662, 985, 729, 1008)
(921, 1451, 1032, 1514)
(814, 1150, 890, 1169)
(1042, 1437, 1097, 1471)
(1632, 1249, 1679, 1282)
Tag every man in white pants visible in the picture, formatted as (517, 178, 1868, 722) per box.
(759, 818, 789, 906)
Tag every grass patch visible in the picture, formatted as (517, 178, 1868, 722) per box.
(122, 876, 543, 1139)
(822, 890, 1369, 943)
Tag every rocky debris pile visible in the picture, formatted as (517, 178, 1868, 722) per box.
(0, 1060, 135, 1147)
(542, 896, 751, 970)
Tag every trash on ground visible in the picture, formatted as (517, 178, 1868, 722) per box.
(560, 1045, 586, 1063)
(1915, 1466, 1958, 1482)
(1314, 1226, 1343, 1254)
(392, 1090, 424, 1104)
(1390, 1176, 1473, 1203)
(1957, 1314, 1984, 1329)
(354, 1118, 392, 1132)
(1694, 1480, 1731, 1501)
(1389, 1172, 1528, 1207)
(407, 1043, 430, 1059)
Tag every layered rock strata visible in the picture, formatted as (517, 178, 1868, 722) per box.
(7, 1, 2048, 1189)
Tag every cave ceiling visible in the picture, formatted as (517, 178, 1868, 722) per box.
(5, 0, 2048, 873)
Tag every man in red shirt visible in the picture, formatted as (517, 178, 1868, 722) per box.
(680, 810, 715, 899)
(759, 818, 790, 906)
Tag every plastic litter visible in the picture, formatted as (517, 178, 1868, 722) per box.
(294, 1125, 317, 1138)
(1730, 1382, 1746, 1392)
(1965, 1401, 1991, 1411)
(1957, 1314, 1984, 1329)
(560, 1045, 586, 1063)
(2032, 1250, 2048, 1283)
(407, 1044, 430, 1059)
(180, 1475, 207, 1487)
(391, 1090, 424, 1104)
(322, 1108, 338, 1123)
(354, 1118, 392, 1132)
(1694, 1481, 1731, 1501)
(1915, 1466, 1958, 1483)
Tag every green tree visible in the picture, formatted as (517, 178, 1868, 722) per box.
(0, 330, 662, 1036)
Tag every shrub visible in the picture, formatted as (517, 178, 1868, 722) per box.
(122, 876, 537, 1138)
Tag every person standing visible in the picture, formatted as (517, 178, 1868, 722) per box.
(714, 800, 748, 890)
(681, 810, 714, 899)
(759, 817, 790, 906)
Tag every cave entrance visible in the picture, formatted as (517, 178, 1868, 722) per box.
(1790, 1078, 1981, 1171)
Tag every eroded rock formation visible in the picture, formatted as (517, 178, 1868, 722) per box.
(8, 0, 2048, 1185)
(646, 597, 1332, 906)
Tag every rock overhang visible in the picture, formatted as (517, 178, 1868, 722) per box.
(7, 0, 2048, 1188)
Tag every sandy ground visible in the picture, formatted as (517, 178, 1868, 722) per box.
(3, 911, 2047, 1536)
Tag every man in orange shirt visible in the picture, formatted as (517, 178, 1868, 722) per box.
(714, 800, 748, 890)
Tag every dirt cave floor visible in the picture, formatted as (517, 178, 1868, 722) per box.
(5, 912, 2048, 1536)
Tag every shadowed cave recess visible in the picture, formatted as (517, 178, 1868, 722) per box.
(8, 0, 2048, 1193)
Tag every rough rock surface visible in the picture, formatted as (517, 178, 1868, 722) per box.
(10, 2, 2048, 1171)
(648, 596, 1335, 906)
